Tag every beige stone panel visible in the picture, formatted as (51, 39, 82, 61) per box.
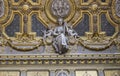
(0, 71, 20, 76)
(76, 71, 98, 76)
(104, 70, 120, 76)
(27, 71, 49, 76)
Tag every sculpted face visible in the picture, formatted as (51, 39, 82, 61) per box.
(58, 18, 64, 25)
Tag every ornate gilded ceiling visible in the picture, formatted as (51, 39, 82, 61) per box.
(0, 0, 120, 53)
(0, 1, 119, 76)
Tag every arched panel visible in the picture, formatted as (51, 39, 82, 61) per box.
(14, 0, 19, 2)
(74, 14, 89, 36)
(101, 14, 115, 36)
(32, 14, 47, 36)
(5, 14, 20, 37)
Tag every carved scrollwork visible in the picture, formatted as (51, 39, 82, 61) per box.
(7, 34, 43, 51)
(79, 32, 114, 50)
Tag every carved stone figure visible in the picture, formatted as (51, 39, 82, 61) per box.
(51, 0, 70, 17)
(116, 0, 120, 17)
(42, 28, 53, 45)
(52, 18, 69, 54)
(67, 26, 78, 38)
(43, 18, 78, 54)
(0, 0, 4, 17)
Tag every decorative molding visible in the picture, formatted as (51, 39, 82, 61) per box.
(0, 59, 119, 65)
(0, 54, 119, 65)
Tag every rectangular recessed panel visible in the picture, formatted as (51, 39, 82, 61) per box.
(76, 70, 98, 76)
(104, 70, 120, 76)
(5, 14, 20, 37)
(74, 14, 89, 36)
(101, 0, 106, 2)
(32, 0, 37, 2)
(32, 14, 47, 36)
(83, 0, 88, 2)
(0, 71, 20, 76)
(27, 71, 49, 76)
(14, 0, 19, 2)
(101, 14, 115, 36)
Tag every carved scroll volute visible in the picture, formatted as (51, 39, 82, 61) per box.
(0, 0, 4, 18)
(116, 0, 120, 17)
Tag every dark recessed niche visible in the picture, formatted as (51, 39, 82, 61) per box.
(101, 14, 115, 36)
(5, 14, 20, 37)
(83, 0, 88, 2)
(14, 0, 19, 2)
(74, 14, 89, 36)
(101, 0, 106, 2)
(32, 0, 37, 2)
(32, 14, 47, 36)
